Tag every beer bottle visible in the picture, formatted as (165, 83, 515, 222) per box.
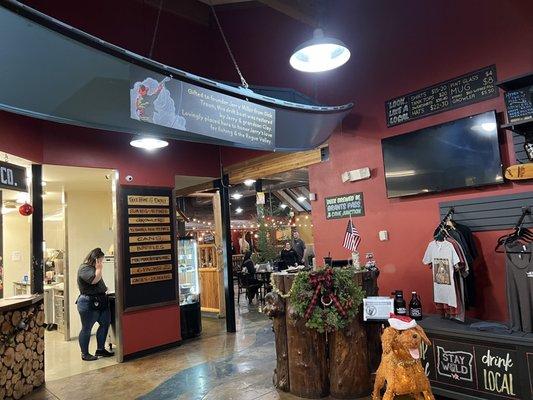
(409, 291, 423, 320)
(393, 290, 407, 316)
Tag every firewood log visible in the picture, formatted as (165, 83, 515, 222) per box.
(32, 360, 39, 371)
(36, 311, 44, 327)
(15, 332, 24, 343)
(14, 343, 25, 363)
(13, 379, 24, 399)
(1, 321, 10, 335)
(22, 361, 32, 377)
(11, 311, 21, 327)
(3, 347, 15, 367)
(36, 340, 44, 355)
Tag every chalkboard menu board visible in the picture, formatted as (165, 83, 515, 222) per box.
(121, 187, 177, 311)
(419, 321, 533, 400)
(324, 192, 364, 220)
(504, 86, 533, 124)
(386, 65, 498, 127)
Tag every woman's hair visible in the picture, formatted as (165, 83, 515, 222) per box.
(243, 250, 252, 261)
(84, 248, 105, 266)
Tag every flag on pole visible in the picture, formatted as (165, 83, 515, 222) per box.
(343, 219, 361, 252)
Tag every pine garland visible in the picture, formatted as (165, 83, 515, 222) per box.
(289, 267, 364, 333)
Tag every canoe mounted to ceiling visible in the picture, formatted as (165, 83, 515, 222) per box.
(0, 0, 353, 151)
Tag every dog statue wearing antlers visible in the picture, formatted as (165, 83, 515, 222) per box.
(372, 314, 435, 400)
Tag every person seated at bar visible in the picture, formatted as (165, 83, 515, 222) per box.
(241, 251, 261, 305)
(280, 242, 299, 270)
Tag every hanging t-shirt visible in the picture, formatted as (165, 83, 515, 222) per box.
(423, 240, 460, 308)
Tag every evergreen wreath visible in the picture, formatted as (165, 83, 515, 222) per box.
(290, 267, 365, 333)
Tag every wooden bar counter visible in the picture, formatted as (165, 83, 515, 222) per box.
(0, 294, 45, 399)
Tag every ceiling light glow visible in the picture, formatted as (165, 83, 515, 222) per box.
(130, 137, 169, 150)
(243, 179, 256, 187)
(290, 29, 350, 73)
(231, 193, 243, 200)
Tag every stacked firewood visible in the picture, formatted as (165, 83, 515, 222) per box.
(0, 302, 45, 400)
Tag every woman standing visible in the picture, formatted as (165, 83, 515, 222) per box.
(77, 248, 114, 361)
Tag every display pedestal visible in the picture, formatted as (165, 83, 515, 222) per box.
(267, 271, 378, 399)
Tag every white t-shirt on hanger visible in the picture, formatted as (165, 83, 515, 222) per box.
(423, 240, 460, 308)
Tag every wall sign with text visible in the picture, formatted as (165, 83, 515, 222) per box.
(324, 192, 364, 219)
(420, 332, 532, 399)
(0, 161, 27, 192)
(504, 86, 533, 124)
(386, 65, 498, 127)
(121, 187, 177, 311)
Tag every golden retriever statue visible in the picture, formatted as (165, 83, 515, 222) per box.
(372, 314, 435, 400)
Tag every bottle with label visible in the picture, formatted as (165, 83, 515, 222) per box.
(393, 290, 407, 316)
(409, 291, 423, 320)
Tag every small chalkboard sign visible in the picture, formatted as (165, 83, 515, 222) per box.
(0, 161, 27, 192)
(386, 65, 498, 127)
(324, 192, 364, 220)
(419, 324, 531, 400)
(504, 86, 533, 124)
(434, 339, 477, 389)
(121, 186, 177, 311)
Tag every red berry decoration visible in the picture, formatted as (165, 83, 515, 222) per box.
(19, 203, 33, 216)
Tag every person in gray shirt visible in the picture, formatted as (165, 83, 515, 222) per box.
(292, 231, 306, 264)
(77, 248, 114, 361)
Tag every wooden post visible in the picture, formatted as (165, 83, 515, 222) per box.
(284, 274, 328, 398)
(329, 272, 371, 398)
(263, 273, 289, 391)
(213, 191, 226, 318)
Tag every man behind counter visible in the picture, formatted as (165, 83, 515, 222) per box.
(292, 231, 306, 264)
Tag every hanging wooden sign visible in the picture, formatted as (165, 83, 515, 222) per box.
(128, 235, 171, 244)
(127, 195, 170, 206)
(130, 254, 172, 264)
(130, 264, 173, 275)
(128, 217, 170, 224)
(129, 225, 171, 234)
(130, 273, 173, 285)
(128, 207, 170, 215)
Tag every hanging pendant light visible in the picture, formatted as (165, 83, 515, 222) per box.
(290, 28, 350, 73)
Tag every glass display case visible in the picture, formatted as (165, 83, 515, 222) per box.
(177, 237, 200, 305)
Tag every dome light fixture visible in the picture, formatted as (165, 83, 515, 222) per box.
(290, 28, 350, 73)
(243, 179, 256, 187)
(231, 193, 243, 200)
(130, 136, 169, 151)
(235, 207, 243, 214)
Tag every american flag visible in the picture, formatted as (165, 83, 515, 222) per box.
(343, 219, 361, 252)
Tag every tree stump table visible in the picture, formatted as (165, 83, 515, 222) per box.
(265, 270, 378, 399)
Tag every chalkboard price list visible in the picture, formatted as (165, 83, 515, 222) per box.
(386, 65, 498, 127)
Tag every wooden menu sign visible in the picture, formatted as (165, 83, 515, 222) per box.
(386, 65, 498, 127)
(121, 187, 177, 311)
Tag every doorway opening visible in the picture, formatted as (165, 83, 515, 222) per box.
(42, 165, 119, 381)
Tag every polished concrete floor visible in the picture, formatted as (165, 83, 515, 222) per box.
(29, 302, 304, 400)
(29, 300, 436, 400)
(44, 330, 118, 381)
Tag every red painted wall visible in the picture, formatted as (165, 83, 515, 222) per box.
(210, 0, 533, 321)
(305, 1, 533, 322)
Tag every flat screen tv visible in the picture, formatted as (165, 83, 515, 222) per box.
(382, 111, 503, 198)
